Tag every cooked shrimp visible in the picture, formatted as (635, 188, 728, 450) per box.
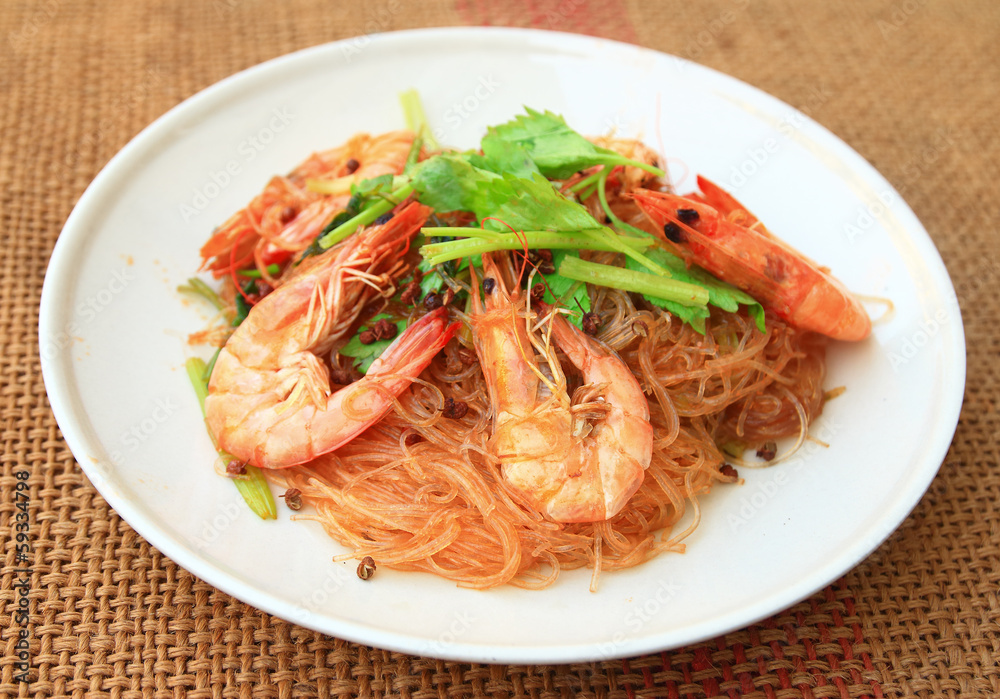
(632, 177, 871, 341)
(469, 254, 653, 523)
(199, 130, 415, 280)
(205, 201, 458, 469)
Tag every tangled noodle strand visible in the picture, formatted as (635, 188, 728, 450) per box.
(267, 299, 826, 589)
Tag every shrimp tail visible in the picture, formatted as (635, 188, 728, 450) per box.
(367, 307, 460, 380)
(309, 307, 459, 461)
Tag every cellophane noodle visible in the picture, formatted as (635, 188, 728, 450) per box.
(268, 291, 826, 589)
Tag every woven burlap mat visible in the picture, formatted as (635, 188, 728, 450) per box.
(3, 0, 997, 696)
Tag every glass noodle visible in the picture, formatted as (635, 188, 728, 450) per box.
(265, 289, 825, 590)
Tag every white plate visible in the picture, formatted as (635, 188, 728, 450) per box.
(39, 28, 965, 663)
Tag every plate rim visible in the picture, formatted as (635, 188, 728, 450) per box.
(39, 26, 967, 663)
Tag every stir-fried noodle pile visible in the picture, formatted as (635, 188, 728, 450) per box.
(268, 293, 825, 589)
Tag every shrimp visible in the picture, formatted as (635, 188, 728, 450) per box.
(469, 254, 653, 523)
(631, 176, 871, 341)
(199, 130, 415, 280)
(204, 201, 458, 469)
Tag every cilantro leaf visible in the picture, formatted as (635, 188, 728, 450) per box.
(339, 314, 407, 374)
(625, 247, 766, 333)
(541, 250, 590, 328)
(410, 155, 498, 213)
(411, 156, 601, 233)
(409, 234, 448, 298)
(351, 173, 394, 197)
(485, 108, 606, 179)
(642, 295, 712, 333)
(232, 280, 258, 327)
(420, 270, 445, 298)
(476, 131, 542, 179)
(300, 174, 399, 261)
(409, 109, 760, 336)
(481, 172, 601, 233)
(485, 107, 663, 180)
(745, 303, 767, 331)
(415, 256, 448, 299)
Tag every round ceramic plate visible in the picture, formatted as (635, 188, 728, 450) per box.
(39, 28, 965, 663)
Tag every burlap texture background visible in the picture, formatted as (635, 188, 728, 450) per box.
(2, 0, 997, 696)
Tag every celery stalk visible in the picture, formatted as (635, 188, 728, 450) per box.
(185, 357, 277, 520)
(419, 230, 654, 267)
(420, 227, 503, 239)
(581, 226, 669, 277)
(566, 169, 604, 194)
(594, 146, 666, 178)
(307, 174, 407, 196)
(202, 348, 221, 384)
(405, 135, 423, 170)
(237, 264, 280, 279)
(558, 256, 710, 307)
(400, 89, 441, 151)
(233, 467, 278, 520)
(318, 184, 415, 249)
(178, 278, 225, 311)
(186, 357, 210, 412)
